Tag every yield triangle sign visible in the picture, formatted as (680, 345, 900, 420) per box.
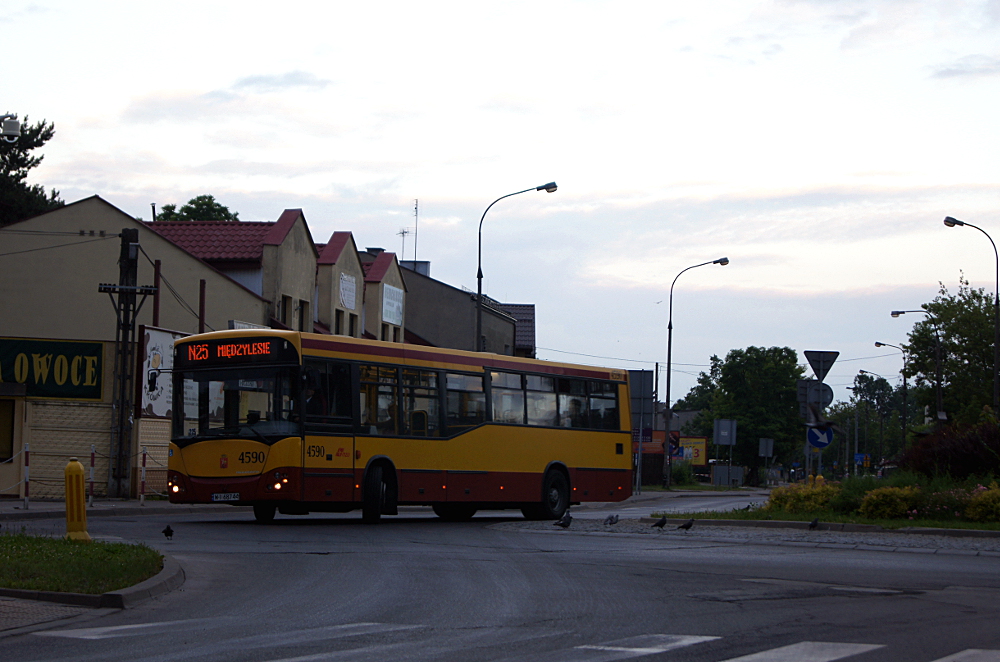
(803, 350, 839, 383)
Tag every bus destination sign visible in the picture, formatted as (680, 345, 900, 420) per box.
(175, 337, 299, 368)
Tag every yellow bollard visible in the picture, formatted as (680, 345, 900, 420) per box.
(65, 457, 92, 543)
(815, 475, 825, 486)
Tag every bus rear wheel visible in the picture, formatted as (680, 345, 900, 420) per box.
(522, 469, 569, 520)
(253, 503, 276, 524)
(362, 465, 386, 523)
(432, 504, 478, 521)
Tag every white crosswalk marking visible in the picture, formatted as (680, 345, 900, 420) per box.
(930, 652, 1000, 662)
(720, 641, 885, 661)
(575, 634, 720, 656)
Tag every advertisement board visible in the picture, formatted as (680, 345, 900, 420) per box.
(679, 436, 708, 466)
(0, 337, 103, 400)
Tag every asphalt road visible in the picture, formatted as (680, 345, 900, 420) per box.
(4, 499, 1000, 662)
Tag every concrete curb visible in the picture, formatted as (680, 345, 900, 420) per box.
(638, 517, 1000, 538)
(0, 504, 251, 522)
(0, 553, 184, 609)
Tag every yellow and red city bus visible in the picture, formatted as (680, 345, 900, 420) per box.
(167, 329, 632, 523)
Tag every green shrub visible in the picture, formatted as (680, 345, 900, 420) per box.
(859, 486, 920, 519)
(766, 483, 840, 513)
(966, 486, 1000, 522)
(911, 488, 976, 520)
(828, 476, 881, 514)
(671, 460, 697, 486)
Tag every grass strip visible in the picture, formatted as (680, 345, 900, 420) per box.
(0, 533, 163, 594)
(650, 510, 1000, 531)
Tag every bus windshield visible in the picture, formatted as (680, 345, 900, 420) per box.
(172, 366, 300, 444)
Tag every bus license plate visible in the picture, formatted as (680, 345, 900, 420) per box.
(211, 493, 240, 502)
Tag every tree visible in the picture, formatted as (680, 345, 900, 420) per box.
(679, 346, 804, 482)
(0, 116, 64, 226)
(905, 276, 994, 426)
(153, 195, 239, 222)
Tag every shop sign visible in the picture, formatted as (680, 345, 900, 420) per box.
(0, 338, 103, 400)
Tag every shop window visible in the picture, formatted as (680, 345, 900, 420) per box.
(0, 401, 12, 462)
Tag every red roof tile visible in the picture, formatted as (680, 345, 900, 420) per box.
(147, 208, 318, 262)
(147, 221, 273, 261)
(363, 251, 397, 283)
(318, 232, 353, 265)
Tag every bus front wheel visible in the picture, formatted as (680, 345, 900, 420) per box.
(362, 465, 385, 523)
(522, 470, 569, 520)
(253, 503, 276, 524)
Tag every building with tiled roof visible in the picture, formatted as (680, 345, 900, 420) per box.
(358, 248, 406, 342)
(499, 303, 536, 358)
(317, 231, 365, 337)
(148, 209, 318, 331)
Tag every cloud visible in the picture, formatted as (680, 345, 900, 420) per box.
(932, 54, 1000, 79)
(232, 71, 332, 92)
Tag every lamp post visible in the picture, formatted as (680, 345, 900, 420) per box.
(476, 182, 557, 352)
(943, 216, 999, 411)
(891, 309, 945, 422)
(875, 341, 907, 452)
(662, 256, 730, 487)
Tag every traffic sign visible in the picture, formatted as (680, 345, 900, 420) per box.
(804, 350, 839, 383)
(807, 427, 833, 449)
(797, 379, 834, 417)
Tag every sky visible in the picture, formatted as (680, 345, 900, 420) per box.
(5, 0, 1000, 407)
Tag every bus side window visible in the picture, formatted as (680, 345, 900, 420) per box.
(303, 359, 353, 432)
(446, 372, 485, 432)
(557, 378, 587, 428)
(361, 364, 399, 436)
(402, 369, 440, 437)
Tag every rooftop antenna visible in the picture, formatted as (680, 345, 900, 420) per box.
(413, 199, 418, 262)
(397, 227, 411, 261)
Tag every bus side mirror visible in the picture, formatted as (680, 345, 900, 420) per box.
(147, 370, 160, 393)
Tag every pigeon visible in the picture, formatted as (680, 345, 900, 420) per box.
(603, 514, 619, 526)
(676, 518, 694, 531)
(553, 512, 572, 528)
(808, 518, 819, 531)
(162, 525, 173, 540)
(651, 516, 667, 529)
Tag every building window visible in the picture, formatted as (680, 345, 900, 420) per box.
(381, 324, 389, 341)
(392, 327, 400, 343)
(298, 300, 309, 332)
(281, 295, 293, 327)
(335, 310, 344, 335)
(0, 400, 13, 462)
(349, 314, 358, 337)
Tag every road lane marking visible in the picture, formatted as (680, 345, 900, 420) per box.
(720, 641, 884, 661)
(930, 652, 1000, 662)
(34, 619, 197, 639)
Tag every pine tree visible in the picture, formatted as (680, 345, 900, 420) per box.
(0, 117, 64, 226)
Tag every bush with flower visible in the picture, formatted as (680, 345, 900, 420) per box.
(766, 482, 840, 514)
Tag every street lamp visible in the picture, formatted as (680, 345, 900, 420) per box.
(875, 341, 908, 449)
(891, 309, 944, 422)
(476, 182, 557, 352)
(662, 256, 730, 487)
(943, 216, 999, 411)
(1, 113, 21, 143)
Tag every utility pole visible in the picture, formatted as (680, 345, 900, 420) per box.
(99, 229, 156, 498)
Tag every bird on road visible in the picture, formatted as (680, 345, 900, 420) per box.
(603, 514, 619, 525)
(554, 512, 572, 528)
(808, 518, 819, 530)
(677, 518, 694, 531)
(651, 516, 667, 529)
(162, 525, 174, 540)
